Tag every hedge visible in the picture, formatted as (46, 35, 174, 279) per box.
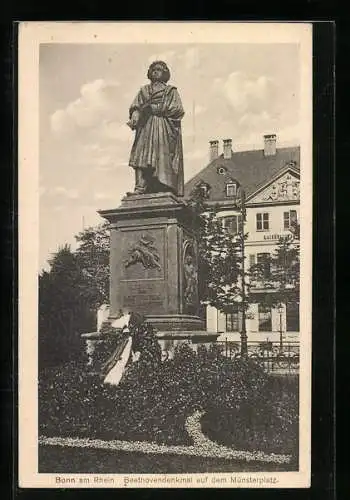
(39, 340, 298, 458)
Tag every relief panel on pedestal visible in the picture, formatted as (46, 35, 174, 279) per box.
(119, 228, 166, 315)
(121, 229, 165, 281)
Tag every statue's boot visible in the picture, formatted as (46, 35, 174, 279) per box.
(126, 167, 148, 195)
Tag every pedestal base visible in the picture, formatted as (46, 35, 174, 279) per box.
(99, 192, 206, 335)
(156, 330, 220, 359)
(146, 314, 204, 331)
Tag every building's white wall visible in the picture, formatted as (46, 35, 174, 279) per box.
(245, 204, 299, 244)
(246, 303, 258, 332)
(271, 303, 287, 332)
(205, 201, 299, 338)
(206, 305, 218, 332)
(217, 311, 227, 332)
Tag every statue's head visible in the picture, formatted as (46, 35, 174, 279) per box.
(185, 254, 193, 265)
(147, 61, 171, 83)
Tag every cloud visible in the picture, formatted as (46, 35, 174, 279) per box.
(83, 143, 102, 153)
(94, 159, 129, 172)
(276, 123, 300, 146)
(100, 120, 132, 142)
(184, 149, 207, 160)
(148, 50, 177, 66)
(94, 154, 113, 169)
(194, 104, 206, 115)
(233, 123, 300, 152)
(51, 186, 79, 199)
(236, 112, 299, 148)
(75, 139, 131, 173)
(51, 109, 68, 133)
(147, 47, 200, 73)
(238, 111, 272, 130)
(219, 71, 274, 114)
(210, 71, 299, 147)
(93, 192, 112, 201)
(182, 47, 200, 70)
(212, 77, 223, 89)
(50, 78, 121, 134)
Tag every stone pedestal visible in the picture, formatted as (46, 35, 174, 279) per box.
(99, 192, 206, 334)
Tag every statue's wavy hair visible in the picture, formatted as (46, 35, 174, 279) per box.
(147, 61, 171, 83)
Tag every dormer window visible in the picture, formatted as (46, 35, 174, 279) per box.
(191, 181, 211, 200)
(226, 182, 237, 197)
(200, 184, 209, 197)
(196, 182, 211, 199)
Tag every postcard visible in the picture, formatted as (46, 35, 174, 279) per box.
(18, 21, 312, 488)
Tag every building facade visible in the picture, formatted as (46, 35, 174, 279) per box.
(184, 134, 300, 343)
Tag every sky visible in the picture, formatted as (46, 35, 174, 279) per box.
(39, 42, 300, 271)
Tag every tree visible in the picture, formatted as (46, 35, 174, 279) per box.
(74, 221, 110, 308)
(39, 221, 112, 368)
(188, 185, 247, 313)
(39, 245, 96, 369)
(248, 223, 300, 308)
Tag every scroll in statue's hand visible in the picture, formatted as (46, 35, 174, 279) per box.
(127, 109, 140, 130)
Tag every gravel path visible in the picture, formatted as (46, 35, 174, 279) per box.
(39, 410, 291, 465)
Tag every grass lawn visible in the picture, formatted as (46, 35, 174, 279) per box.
(39, 445, 298, 474)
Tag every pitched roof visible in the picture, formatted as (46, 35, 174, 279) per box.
(184, 146, 300, 202)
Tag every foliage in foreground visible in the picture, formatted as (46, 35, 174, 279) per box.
(201, 374, 299, 455)
(39, 343, 298, 456)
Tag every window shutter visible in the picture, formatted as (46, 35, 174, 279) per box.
(256, 213, 261, 230)
(263, 212, 269, 229)
(249, 254, 256, 267)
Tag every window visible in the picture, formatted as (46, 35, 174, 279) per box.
(283, 210, 298, 229)
(286, 301, 300, 332)
(257, 253, 271, 279)
(226, 183, 237, 197)
(256, 212, 269, 231)
(258, 304, 272, 332)
(249, 254, 256, 268)
(226, 306, 240, 332)
(217, 166, 227, 175)
(198, 182, 210, 198)
(223, 215, 241, 235)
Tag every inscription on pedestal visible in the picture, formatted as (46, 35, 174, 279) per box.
(124, 294, 163, 307)
(120, 275, 165, 314)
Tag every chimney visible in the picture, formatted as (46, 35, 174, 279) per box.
(263, 134, 277, 157)
(223, 139, 232, 159)
(209, 140, 219, 161)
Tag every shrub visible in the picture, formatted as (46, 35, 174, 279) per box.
(201, 374, 299, 456)
(39, 332, 298, 454)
